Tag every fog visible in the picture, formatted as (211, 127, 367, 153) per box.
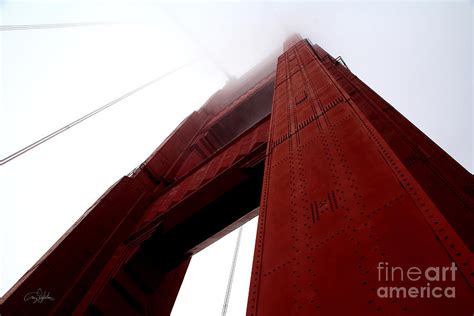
(0, 1, 472, 315)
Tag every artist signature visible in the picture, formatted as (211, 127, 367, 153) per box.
(23, 288, 55, 304)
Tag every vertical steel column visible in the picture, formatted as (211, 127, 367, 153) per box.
(247, 40, 474, 315)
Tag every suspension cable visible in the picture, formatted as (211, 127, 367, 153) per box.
(0, 22, 122, 31)
(221, 226, 243, 316)
(0, 62, 192, 166)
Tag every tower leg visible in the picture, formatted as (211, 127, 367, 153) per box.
(247, 40, 474, 316)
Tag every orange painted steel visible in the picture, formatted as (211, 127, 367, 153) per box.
(246, 39, 473, 316)
(1, 38, 472, 316)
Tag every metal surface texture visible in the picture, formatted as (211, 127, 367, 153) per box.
(0, 59, 275, 315)
(247, 39, 473, 315)
(1, 36, 473, 315)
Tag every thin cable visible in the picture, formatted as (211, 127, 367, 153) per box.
(0, 62, 192, 166)
(221, 227, 243, 316)
(0, 22, 122, 31)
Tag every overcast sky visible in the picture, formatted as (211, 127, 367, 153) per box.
(0, 1, 472, 315)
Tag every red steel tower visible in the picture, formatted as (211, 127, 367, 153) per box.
(1, 37, 473, 315)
